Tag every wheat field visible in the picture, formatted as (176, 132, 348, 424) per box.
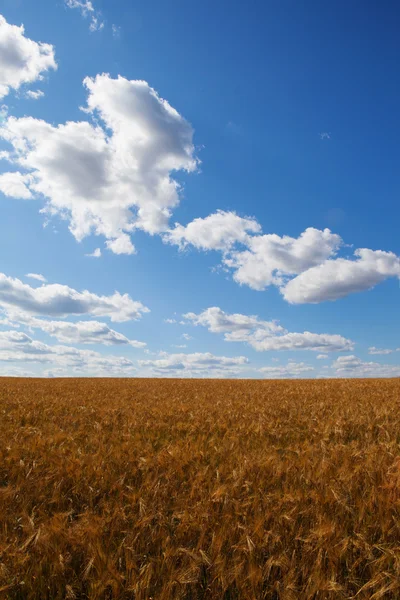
(1, 377, 400, 599)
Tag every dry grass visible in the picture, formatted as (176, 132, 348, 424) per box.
(1, 377, 400, 599)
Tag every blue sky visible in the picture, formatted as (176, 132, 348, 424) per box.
(0, 0, 399, 378)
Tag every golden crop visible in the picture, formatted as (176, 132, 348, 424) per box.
(1, 377, 400, 599)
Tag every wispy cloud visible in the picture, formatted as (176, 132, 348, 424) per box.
(25, 273, 47, 283)
(368, 346, 399, 355)
(112, 24, 121, 38)
(65, 0, 104, 32)
(85, 248, 101, 258)
(25, 90, 44, 100)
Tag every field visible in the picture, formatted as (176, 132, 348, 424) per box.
(1, 377, 400, 599)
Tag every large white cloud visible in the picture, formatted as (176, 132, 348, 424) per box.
(0, 15, 56, 99)
(184, 307, 354, 352)
(259, 360, 314, 379)
(224, 227, 342, 290)
(0, 329, 135, 375)
(166, 216, 343, 291)
(166, 210, 400, 303)
(0, 74, 198, 252)
(282, 249, 400, 304)
(138, 351, 248, 377)
(165, 210, 261, 251)
(0, 273, 149, 322)
(332, 355, 400, 378)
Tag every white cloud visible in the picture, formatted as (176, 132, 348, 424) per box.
(332, 355, 400, 378)
(165, 210, 261, 251)
(106, 234, 135, 255)
(368, 346, 399, 355)
(0, 15, 56, 99)
(65, 0, 104, 32)
(0, 364, 35, 377)
(182, 333, 193, 340)
(0, 329, 136, 375)
(166, 208, 400, 304)
(25, 89, 44, 100)
(25, 273, 46, 282)
(224, 227, 342, 291)
(282, 249, 400, 304)
(0, 171, 33, 199)
(0, 329, 48, 355)
(259, 360, 314, 379)
(184, 307, 282, 338)
(85, 248, 101, 258)
(254, 332, 353, 352)
(164, 318, 177, 324)
(23, 316, 146, 347)
(184, 307, 354, 352)
(138, 351, 248, 377)
(0, 314, 18, 327)
(0, 272, 149, 322)
(317, 354, 329, 359)
(0, 74, 198, 252)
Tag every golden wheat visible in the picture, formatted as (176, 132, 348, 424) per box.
(1, 377, 400, 599)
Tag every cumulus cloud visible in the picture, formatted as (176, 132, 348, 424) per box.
(106, 234, 135, 255)
(25, 273, 46, 282)
(138, 351, 248, 377)
(0, 74, 198, 252)
(22, 316, 146, 347)
(0, 171, 33, 199)
(332, 355, 400, 378)
(259, 360, 314, 379)
(0, 329, 48, 355)
(317, 354, 329, 359)
(64, 0, 104, 32)
(0, 273, 149, 322)
(85, 248, 101, 258)
(224, 227, 342, 291)
(166, 208, 400, 303)
(184, 307, 353, 352)
(0, 15, 56, 99)
(0, 329, 135, 375)
(184, 307, 282, 339)
(282, 249, 400, 304)
(165, 210, 261, 251)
